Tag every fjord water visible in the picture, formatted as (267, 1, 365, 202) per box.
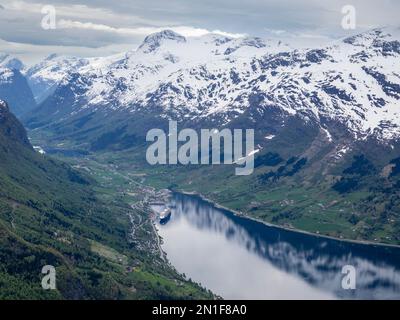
(156, 193, 400, 300)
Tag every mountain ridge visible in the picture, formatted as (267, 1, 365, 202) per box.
(0, 59, 36, 117)
(24, 27, 400, 144)
(19, 27, 400, 245)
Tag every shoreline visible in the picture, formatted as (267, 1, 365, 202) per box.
(177, 189, 400, 250)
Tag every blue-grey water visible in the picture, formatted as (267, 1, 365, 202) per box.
(155, 193, 400, 300)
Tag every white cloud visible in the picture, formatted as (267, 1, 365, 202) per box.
(264, 28, 287, 36)
(57, 19, 245, 38)
(0, 0, 398, 62)
(0, 37, 135, 65)
(2, 0, 174, 26)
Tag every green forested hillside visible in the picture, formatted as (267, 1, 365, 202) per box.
(0, 101, 212, 299)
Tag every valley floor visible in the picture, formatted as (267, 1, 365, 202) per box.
(45, 147, 400, 248)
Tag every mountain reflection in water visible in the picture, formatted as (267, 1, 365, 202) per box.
(156, 193, 400, 300)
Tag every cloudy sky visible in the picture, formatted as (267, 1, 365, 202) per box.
(0, 0, 399, 64)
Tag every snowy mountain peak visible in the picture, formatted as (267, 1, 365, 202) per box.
(139, 30, 187, 53)
(201, 34, 234, 46)
(343, 26, 400, 47)
(23, 27, 400, 142)
(0, 54, 24, 71)
(44, 53, 60, 61)
(241, 37, 267, 48)
(25, 54, 89, 103)
(224, 37, 267, 55)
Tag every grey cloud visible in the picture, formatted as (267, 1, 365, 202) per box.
(0, 0, 399, 63)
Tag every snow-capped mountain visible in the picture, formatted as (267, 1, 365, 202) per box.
(0, 54, 36, 116)
(0, 54, 25, 71)
(26, 30, 288, 109)
(25, 28, 400, 145)
(25, 54, 89, 104)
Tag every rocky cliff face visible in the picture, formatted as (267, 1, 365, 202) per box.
(0, 100, 31, 148)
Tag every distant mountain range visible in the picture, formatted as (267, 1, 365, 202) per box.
(1, 27, 400, 244)
(21, 27, 400, 142)
(18, 27, 400, 178)
(0, 27, 397, 144)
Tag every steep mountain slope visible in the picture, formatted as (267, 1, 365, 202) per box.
(25, 28, 400, 143)
(22, 27, 400, 244)
(0, 54, 24, 70)
(25, 54, 89, 104)
(0, 100, 211, 299)
(23, 28, 400, 173)
(24, 30, 288, 130)
(0, 55, 36, 117)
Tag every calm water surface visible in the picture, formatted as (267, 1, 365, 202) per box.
(155, 193, 400, 300)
